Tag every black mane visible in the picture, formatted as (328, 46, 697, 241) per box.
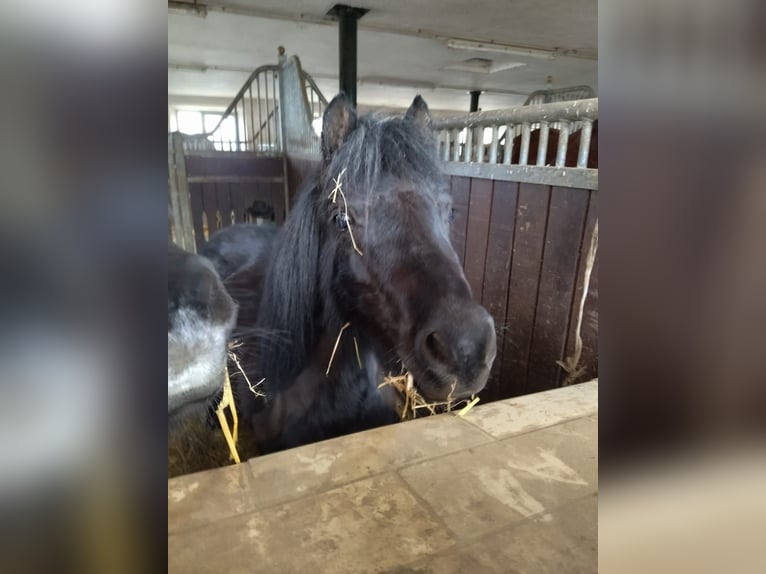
(254, 112, 445, 388)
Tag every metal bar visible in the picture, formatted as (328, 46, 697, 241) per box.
(465, 127, 474, 163)
(204, 64, 278, 136)
(502, 124, 512, 164)
(519, 122, 531, 165)
(256, 76, 263, 149)
(248, 85, 255, 151)
(476, 128, 485, 163)
(184, 151, 280, 159)
(488, 125, 499, 164)
(276, 59, 291, 212)
(452, 128, 460, 161)
(265, 74, 272, 149)
(443, 130, 451, 162)
(555, 121, 571, 167)
(331, 5, 368, 107)
(432, 98, 598, 131)
(537, 122, 550, 166)
(577, 120, 593, 168)
(304, 73, 329, 105)
(234, 107, 240, 152)
(273, 70, 281, 152)
(469, 90, 481, 112)
(440, 162, 598, 190)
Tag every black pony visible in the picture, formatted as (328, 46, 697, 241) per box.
(167, 242, 237, 424)
(212, 94, 497, 453)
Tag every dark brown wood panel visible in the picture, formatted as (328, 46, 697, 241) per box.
(560, 191, 598, 386)
(463, 178, 493, 297)
(270, 182, 286, 224)
(230, 183, 250, 224)
(286, 154, 321, 205)
(449, 177, 470, 266)
(185, 154, 283, 179)
(524, 187, 590, 394)
(500, 183, 551, 397)
(189, 183, 206, 252)
(578, 249, 598, 382)
(216, 184, 233, 229)
(201, 183, 219, 240)
(180, 146, 598, 401)
(479, 181, 519, 401)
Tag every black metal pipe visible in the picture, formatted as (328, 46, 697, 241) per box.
(328, 4, 368, 107)
(470, 90, 481, 112)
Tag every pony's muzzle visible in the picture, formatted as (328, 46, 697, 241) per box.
(416, 305, 497, 398)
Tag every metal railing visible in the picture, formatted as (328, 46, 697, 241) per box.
(523, 85, 595, 106)
(180, 58, 328, 155)
(432, 98, 598, 189)
(500, 86, 597, 148)
(304, 73, 328, 126)
(433, 98, 597, 167)
(194, 65, 281, 153)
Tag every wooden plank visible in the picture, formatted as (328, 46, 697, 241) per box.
(559, 191, 599, 386)
(168, 133, 195, 252)
(524, 186, 589, 394)
(499, 183, 551, 397)
(578, 248, 599, 382)
(449, 176, 470, 266)
(186, 176, 283, 184)
(441, 162, 598, 190)
(216, 184, 233, 229)
(462, 178, 493, 297)
(185, 155, 283, 179)
(188, 183, 206, 252)
(230, 183, 249, 224)
(271, 182, 286, 224)
(201, 183, 219, 243)
(478, 180, 519, 402)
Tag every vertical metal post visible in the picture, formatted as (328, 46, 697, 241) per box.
(328, 4, 369, 107)
(277, 55, 291, 214)
(576, 120, 593, 168)
(537, 122, 550, 166)
(469, 90, 481, 112)
(488, 125, 499, 164)
(555, 121, 571, 167)
(519, 122, 531, 165)
(452, 128, 460, 161)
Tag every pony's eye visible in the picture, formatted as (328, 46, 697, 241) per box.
(334, 212, 350, 230)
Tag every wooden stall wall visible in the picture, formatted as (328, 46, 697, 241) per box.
(285, 154, 321, 206)
(181, 148, 597, 402)
(185, 153, 285, 252)
(449, 176, 598, 402)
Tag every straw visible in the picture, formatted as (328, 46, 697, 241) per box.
(378, 369, 478, 420)
(328, 168, 363, 256)
(326, 321, 352, 376)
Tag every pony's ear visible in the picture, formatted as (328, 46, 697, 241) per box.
(322, 93, 357, 162)
(405, 95, 432, 130)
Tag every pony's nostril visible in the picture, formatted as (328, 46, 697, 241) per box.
(424, 331, 453, 368)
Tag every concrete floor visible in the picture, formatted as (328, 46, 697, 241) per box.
(169, 381, 598, 573)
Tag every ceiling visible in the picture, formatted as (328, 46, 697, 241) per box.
(168, 0, 597, 113)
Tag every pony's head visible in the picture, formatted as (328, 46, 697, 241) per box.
(315, 94, 497, 400)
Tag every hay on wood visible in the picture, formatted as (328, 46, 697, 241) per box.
(168, 341, 265, 477)
(378, 368, 479, 420)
